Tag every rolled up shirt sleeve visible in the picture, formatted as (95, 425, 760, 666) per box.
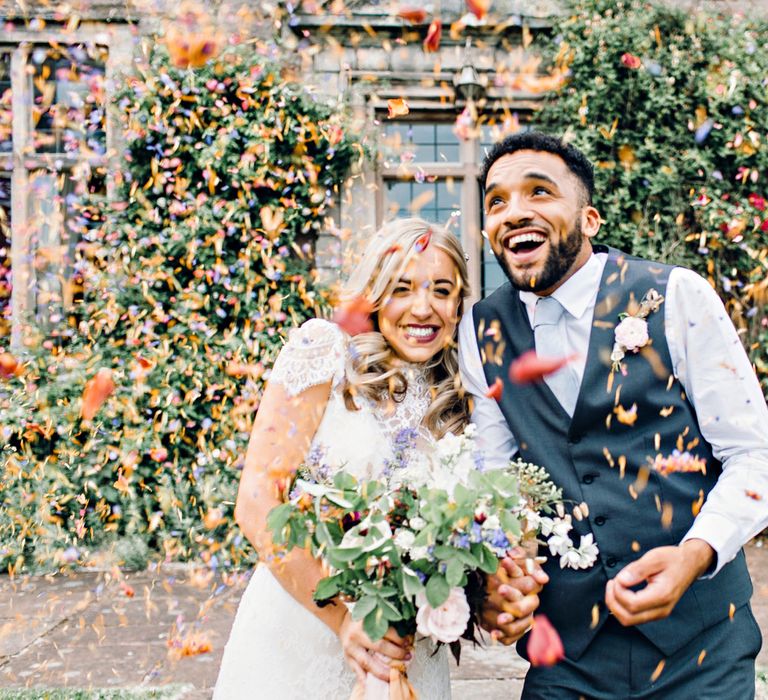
(666, 268, 768, 575)
(458, 308, 518, 470)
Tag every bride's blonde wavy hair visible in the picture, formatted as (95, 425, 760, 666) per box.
(339, 218, 470, 438)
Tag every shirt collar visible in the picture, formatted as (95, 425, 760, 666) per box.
(519, 251, 605, 320)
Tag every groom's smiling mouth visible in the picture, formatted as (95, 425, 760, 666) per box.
(502, 230, 547, 261)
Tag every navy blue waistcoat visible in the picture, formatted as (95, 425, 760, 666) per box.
(472, 246, 752, 659)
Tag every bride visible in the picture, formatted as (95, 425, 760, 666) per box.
(214, 218, 471, 699)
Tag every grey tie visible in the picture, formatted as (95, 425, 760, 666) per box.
(533, 296, 580, 416)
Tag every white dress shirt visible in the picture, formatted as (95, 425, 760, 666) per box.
(458, 251, 768, 575)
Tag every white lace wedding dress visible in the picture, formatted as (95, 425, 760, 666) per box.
(214, 319, 451, 699)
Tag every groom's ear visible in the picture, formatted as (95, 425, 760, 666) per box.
(581, 205, 602, 239)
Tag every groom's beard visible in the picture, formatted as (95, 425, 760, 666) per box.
(494, 219, 583, 293)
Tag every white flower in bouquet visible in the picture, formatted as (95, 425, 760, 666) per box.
(481, 514, 501, 532)
(415, 587, 471, 644)
(393, 528, 416, 552)
(409, 545, 431, 561)
(435, 431, 464, 462)
(408, 516, 426, 531)
(339, 516, 392, 553)
(522, 507, 541, 532)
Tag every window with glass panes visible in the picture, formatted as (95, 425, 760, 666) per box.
(2, 40, 107, 344)
(379, 119, 508, 300)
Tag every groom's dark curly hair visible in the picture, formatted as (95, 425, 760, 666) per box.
(480, 131, 595, 205)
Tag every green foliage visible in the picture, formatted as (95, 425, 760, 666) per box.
(0, 44, 366, 573)
(537, 0, 768, 391)
(269, 431, 567, 642)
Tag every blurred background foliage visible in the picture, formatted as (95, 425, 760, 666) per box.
(0, 43, 365, 573)
(538, 0, 768, 392)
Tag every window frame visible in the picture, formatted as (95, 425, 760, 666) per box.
(376, 113, 482, 303)
(1, 25, 130, 349)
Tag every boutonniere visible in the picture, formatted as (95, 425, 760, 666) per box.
(610, 289, 664, 373)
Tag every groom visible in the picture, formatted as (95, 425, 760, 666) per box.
(458, 132, 768, 697)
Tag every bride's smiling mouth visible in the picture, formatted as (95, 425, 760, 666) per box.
(403, 324, 441, 343)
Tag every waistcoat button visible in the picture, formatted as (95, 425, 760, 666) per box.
(606, 557, 617, 568)
(594, 515, 607, 526)
(583, 474, 595, 484)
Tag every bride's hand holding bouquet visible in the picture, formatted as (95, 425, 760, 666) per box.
(268, 425, 598, 698)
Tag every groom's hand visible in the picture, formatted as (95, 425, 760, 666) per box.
(605, 539, 715, 626)
(481, 549, 549, 646)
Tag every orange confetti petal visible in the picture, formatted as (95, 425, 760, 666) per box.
(466, 0, 490, 20)
(650, 659, 665, 682)
(387, 98, 410, 119)
(81, 368, 115, 421)
(0, 352, 21, 378)
(697, 649, 707, 666)
(729, 602, 736, 620)
(614, 403, 638, 426)
(745, 490, 762, 500)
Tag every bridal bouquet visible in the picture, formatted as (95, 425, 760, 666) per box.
(267, 425, 596, 697)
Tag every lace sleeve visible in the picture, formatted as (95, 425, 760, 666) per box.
(268, 318, 347, 397)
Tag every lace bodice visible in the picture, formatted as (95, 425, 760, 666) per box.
(214, 318, 452, 699)
(269, 318, 436, 481)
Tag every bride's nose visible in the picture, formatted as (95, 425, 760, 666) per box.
(410, 287, 432, 318)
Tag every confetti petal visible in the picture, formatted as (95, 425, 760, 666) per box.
(423, 20, 442, 52)
(81, 368, 115, 421)
(527, 614, 565, 667)
(332, 296, 374, 336)
(508, 350, 576, 384)
(485, 377, 503, 401)
(387, 98, 410, 119)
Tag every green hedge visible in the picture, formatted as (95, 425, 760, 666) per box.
(537, 0, 768, 392)
(0, 45, 365, 573)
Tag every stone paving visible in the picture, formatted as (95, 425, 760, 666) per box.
(1, 541, 768, 699)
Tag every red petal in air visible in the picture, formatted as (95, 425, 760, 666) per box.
(332, 297, 374, 336)
(485, 377, 503, 401)
(414, 229, 432, 252)
(509, 350, 575, 384)
(527, 614, 565, 667)
(423, 20, 442, 52)
(397, 7, 428, 23)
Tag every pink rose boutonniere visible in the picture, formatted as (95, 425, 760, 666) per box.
(610, 289, 665, 373)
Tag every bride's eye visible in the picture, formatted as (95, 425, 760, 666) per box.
(392, 285, 411, 295)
